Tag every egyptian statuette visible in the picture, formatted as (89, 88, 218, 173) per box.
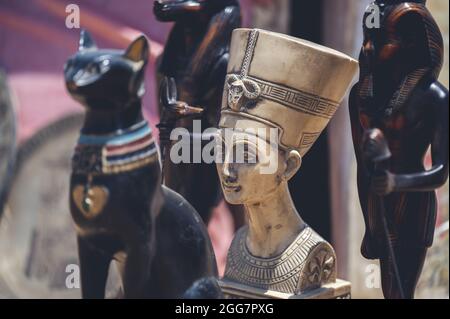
(217, 29, 358, 299)
(154, 0, 241, 224)
(350, 0, 449, 299)
(65, 30, 217, 298)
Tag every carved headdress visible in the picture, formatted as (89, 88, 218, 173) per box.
(219, 29, 358, 156)
(358, 1, 444, 109)
(364, 0, 443, 80)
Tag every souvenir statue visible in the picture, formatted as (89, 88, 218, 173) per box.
(350, 0, 449, 299)
(217, 29, 358, 299)
(154, 0, 241, 223)
(65, 31, 217, 298)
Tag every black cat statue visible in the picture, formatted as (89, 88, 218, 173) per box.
(65, 30, 217, 299)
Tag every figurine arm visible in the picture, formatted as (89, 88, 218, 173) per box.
(392, 86, 449, 192)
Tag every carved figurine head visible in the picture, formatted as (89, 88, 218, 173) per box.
(64, 30, 149, 110)
(217, 29, 358, 205)
(362, 0, 443, 79)
(154, 0, 238, 22)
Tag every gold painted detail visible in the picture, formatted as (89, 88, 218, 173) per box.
(72, 184, 109, 218)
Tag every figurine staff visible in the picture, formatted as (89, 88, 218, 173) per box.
(362, 129, 405, 298)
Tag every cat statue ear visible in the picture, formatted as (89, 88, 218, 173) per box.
(79, 29, 97, 51)
(124, 35, 150, 64)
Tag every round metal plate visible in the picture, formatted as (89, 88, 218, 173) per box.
(0, 114, 121, 298)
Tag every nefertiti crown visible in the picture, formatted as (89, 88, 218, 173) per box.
(220, 29, 358, 155)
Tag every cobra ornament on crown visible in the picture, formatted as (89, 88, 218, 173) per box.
(226, 30, 262, 111)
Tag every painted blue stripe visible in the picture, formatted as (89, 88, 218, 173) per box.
(78, 122, 152, 146)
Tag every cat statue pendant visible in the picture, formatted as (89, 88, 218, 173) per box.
(72, 176, 109, 219)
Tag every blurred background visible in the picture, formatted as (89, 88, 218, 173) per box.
(0, 0, 448, 299)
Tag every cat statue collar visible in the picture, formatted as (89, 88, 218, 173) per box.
(72, 121, 157, 175)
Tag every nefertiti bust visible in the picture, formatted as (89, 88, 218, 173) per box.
(216, 29, 358, 298)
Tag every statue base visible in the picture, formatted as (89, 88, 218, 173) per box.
(219, 279, 351, 299)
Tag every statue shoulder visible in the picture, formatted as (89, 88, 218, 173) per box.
(413, 80, 449, 118)
(429, 81, 449, 105)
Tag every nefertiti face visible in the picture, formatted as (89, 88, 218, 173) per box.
(216, 130, 283, 205)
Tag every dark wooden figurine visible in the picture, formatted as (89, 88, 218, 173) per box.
(154, 0, 241, 224)
(65, 30, 217, 298)
(350, 0, 449, 299)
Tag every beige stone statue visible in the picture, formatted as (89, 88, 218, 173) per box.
(216, 28, 358, 299)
